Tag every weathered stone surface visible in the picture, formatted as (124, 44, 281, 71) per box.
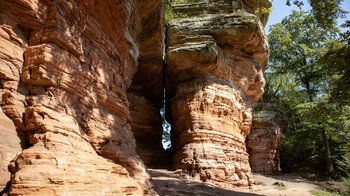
(0, 0, 164, 194)
(0, 107, 21, 193)
(247, 108, 287, 175)
(10, 100, 144, 195)
(0, 0, 271, 193)
(131, 0, 164, 107)
(127, 90, 165, 167)
(172, 0, 272, 25)
(0, 13, 27, 194)
(127, 0, 166, 167)
(166, 8, 269, 188)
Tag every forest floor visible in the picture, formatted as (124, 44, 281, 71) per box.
(149, 169, 334, 196)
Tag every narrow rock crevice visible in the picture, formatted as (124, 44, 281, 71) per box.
(164, 0, 270, 188)
(0, 0, 272, 194)
(0, 180, 11, 195)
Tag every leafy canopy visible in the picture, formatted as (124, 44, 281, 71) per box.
(267, 9, 350, 178)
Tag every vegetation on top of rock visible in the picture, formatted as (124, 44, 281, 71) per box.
(165, 0, 191, 22)
(253, 0, 272, 15)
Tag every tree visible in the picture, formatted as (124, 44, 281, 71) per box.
(268, 10, 339, 102)
(320, 20, 350, 106)
(286, 0, 347, 29)
(267, 10, 349, 178)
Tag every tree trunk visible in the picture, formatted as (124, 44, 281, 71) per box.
(305, 82, 313, 102)
(321, 128, 335, 178)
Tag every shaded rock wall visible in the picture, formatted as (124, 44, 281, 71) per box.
(165, 0, 270, 188)
(0, 107, 22, 193)
(247, 109, 287, 174)
(127, 0, 166, 167)
(0, 0, 163, 194)
(0, 0, 271, 194)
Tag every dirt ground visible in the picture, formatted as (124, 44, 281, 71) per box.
(149, 169, 321, 196)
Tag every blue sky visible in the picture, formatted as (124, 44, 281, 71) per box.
(265, 0, 350, 33)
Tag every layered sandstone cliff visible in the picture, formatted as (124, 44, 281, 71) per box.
(247, 107, 287, 174)
(0, 0, 164, 194)
(165, 0, 271, 188)
(0, 0, 271, 194)
(127, 0, 166, 167)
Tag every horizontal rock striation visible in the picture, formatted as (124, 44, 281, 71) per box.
(247, 108, 288, 175)
(127, 0, 166, 167)
(172, 0, 272, 25)
(0, 0, 272, 194)
(0, 0, 163, 194)
(165, 1, 270, 188)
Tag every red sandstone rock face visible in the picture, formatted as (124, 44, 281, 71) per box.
(127, 0, 166, 167)
(127, 91, 165, 166)
(0, 0, 271, 194)
(247, 110, 288, 175)
(0, 0, 160, 194)
(0, 107, 22, 192)
(165, 7, 269, 187)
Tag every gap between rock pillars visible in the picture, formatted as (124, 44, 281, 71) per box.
(161, 88, 172, 150)
(161, 28, 172, 150)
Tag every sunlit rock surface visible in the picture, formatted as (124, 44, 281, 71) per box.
(0, 0, 164, 194)
(0, 0, 271, 194)
(247, 107, 288, 175)
(165, 0, 270, 188)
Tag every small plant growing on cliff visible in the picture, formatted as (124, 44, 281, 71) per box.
(255, 7, 272, 14)
(165, 1, 188, 22)
(252, 0, 272, 15)
(165, 0, 198, 22)
(172, 0, 197, 5)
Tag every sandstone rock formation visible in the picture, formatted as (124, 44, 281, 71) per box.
(172, 0, 271, 25)
(165, 0, 270, 188)
(0, 0, 271, 194)
(247, 108, 288, 174)
(0, 107, 22, 193)
(0, 0, 163, 194)
(127, 0, 166, 167)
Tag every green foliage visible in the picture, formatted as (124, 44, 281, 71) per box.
(337, 151, 350, 176)
(165, 1, 188, 22)
(267, 9, 350, 178)
(268, 10, 339, 102)
(255, 7, 272, 14)
(171, 0, 197, 5)
(320, 20, 350, 106)
(273, 184, 287, 191)
(341, 177, 350, 196)
(309, 189, 339, 196)
(308, 0, 347, 29)
(286, 0, 347, 29)
(253, 0, 272, 14)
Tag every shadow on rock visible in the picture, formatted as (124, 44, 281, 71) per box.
(150, 169, 263, 196)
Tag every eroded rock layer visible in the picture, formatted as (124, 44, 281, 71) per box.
(0, 0, 161, 194)
(247, 109, 287, 175)
(166, 1, 270, 187)
(172, 0, 272, 25)
(127, 0, 165, 167)
(0, 0, 271, 193)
